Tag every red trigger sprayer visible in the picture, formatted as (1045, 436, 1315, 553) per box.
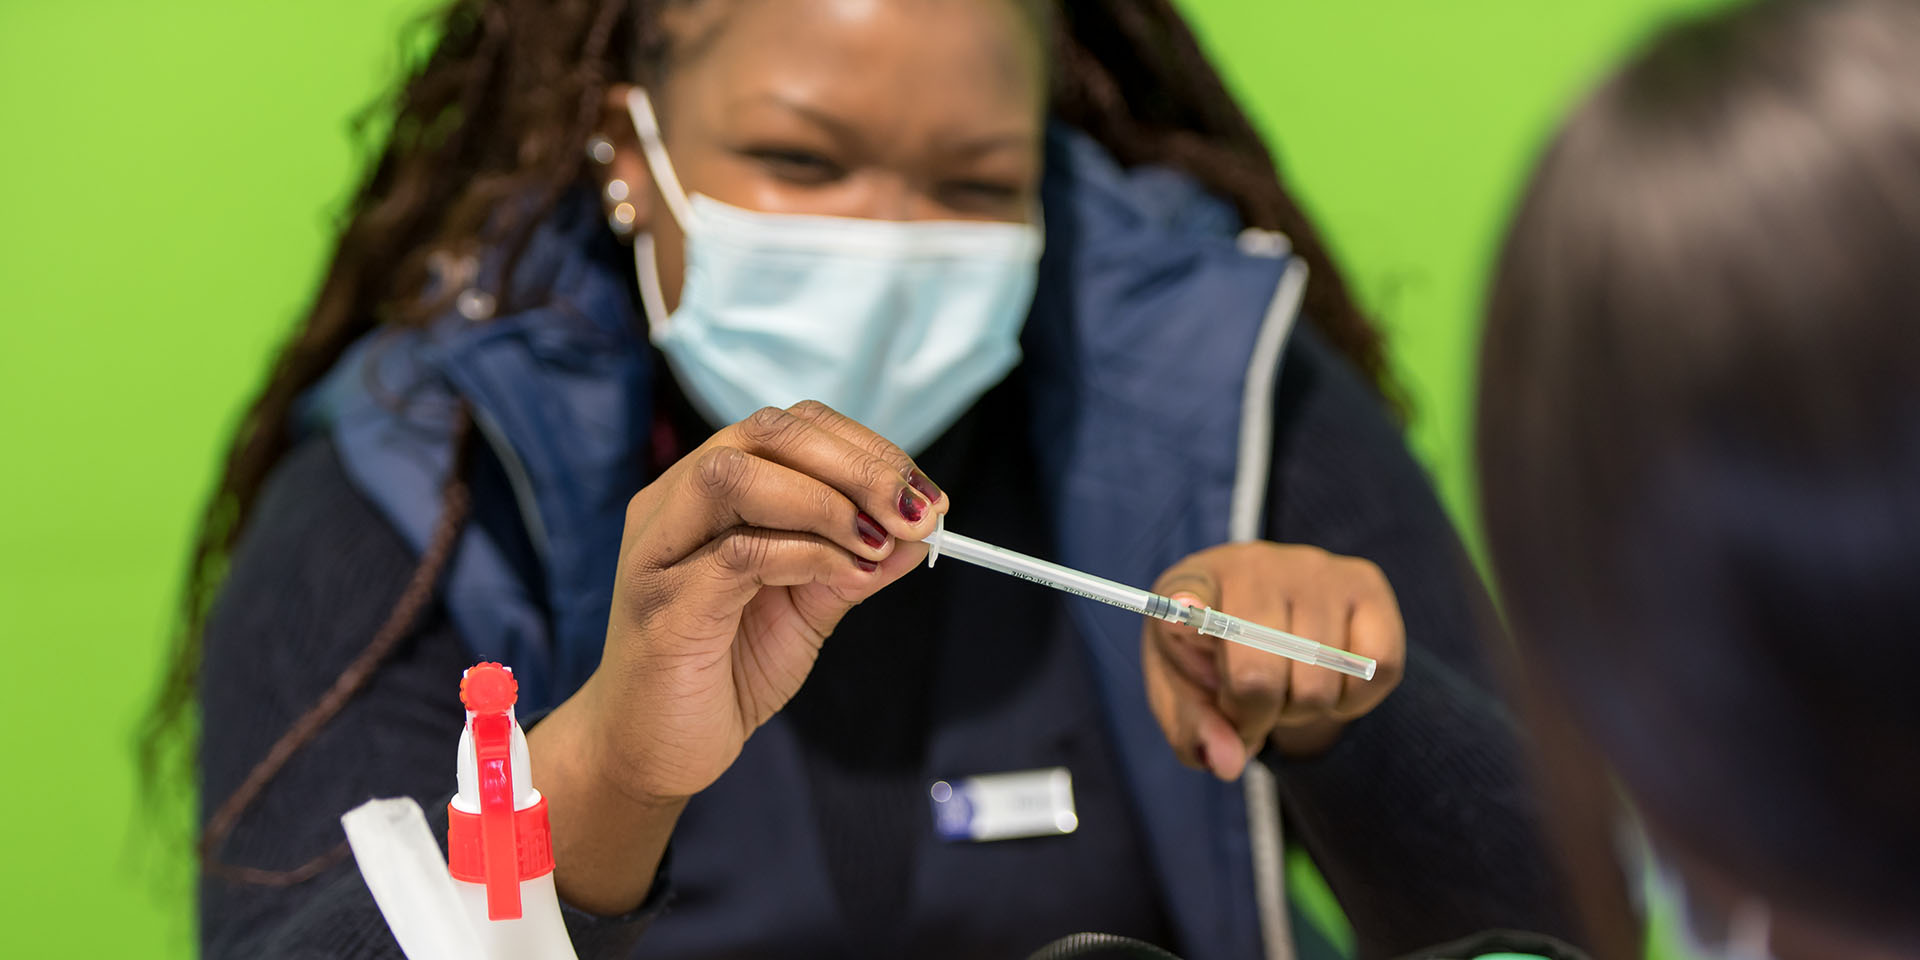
(445, 662, 577, 958)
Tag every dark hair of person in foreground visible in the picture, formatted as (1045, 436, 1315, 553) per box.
(1480, 0, 1920, 956)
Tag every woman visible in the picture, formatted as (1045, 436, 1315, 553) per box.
(1480, 0, 1920, 957)
(156, 1, 1579, 957)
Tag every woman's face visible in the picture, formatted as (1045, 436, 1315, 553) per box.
(602, 0, 1048, 311)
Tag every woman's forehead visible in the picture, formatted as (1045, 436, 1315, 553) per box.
(672, 0, 1047, 118)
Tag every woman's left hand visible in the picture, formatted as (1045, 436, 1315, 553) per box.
(1143, 542, 1406, 777)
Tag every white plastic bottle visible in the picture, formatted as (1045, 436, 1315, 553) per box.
(445, 662, 578, 960)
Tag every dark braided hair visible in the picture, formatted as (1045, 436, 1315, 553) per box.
(198, 408, 475, 884)
(1049, 3, 1390, 398)
(144, 0, 1393, 876)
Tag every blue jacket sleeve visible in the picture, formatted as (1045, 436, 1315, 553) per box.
(198, 437, 666, 958)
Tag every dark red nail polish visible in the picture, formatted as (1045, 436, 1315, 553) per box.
(907, 470, 943, 505)
(896, 487, 926, 523)
(856, 558, 879, 573)
(855, 512, 887, 548)
(1195, 741, 1212, 772)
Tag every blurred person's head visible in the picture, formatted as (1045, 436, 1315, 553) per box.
(1478, 0, 1920, 956)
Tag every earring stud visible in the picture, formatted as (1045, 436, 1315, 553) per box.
(608, 198, 636, 237)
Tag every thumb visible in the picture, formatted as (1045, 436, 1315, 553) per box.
(1146, 560, 1222, 686)
(1153, 562, 1221, 628)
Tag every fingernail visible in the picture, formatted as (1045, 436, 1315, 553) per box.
(856, 558, 879, 573)
(896, 487, 926, 523)
(907, 469, 943, 506)
(1194, 741, 1211, 772)
(855, 511, 888, 549)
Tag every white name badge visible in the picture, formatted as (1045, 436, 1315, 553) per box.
(929, 767, 1079, 842)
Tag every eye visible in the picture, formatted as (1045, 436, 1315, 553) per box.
(940, 179, 1025, 212)
(744, 146, 845, 185)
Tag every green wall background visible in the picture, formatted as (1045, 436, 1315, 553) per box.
(1, 1, 1723, 955)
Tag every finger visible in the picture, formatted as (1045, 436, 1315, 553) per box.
(722, 405, 940, 541)
(1215, 632, 1290, 756)
(1145, 635, 1248, 781)
(792, 538, 930, 618)
(1151, 561, 1222, 620)
(1143, 634, 1191, 760)
(1148, 562, 1224, 668)
(1276, 595, 1345, 726)
(1198, 708, 1250, 781)
(1145, 591, 1221, 690)
(783, 399, 946, 508)
(1156, 552, 1293, 754)
(1333, 566, 1406, 720)
(635, 445, 897, 567)
(675, 527, 882, 617)
(760, 539, 934, 660)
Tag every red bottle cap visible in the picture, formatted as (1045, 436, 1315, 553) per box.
(460, 661, 518, 715)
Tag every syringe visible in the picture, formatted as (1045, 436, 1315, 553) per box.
(923, 518, 1377, 681)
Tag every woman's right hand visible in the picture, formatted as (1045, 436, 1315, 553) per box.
(529, 401, 947, 915)
(571, 400, 945, 803)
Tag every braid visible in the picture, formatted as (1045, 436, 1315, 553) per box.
(200, 409, 473, 885)
(141, 0, 656, 823)
(1052, 0, 1400, 412)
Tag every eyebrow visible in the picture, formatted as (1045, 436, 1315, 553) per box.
(739, 91, 1037, 154)
(740, 91, 862, 143)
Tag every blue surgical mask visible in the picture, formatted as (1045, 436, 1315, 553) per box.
(626, 88, 1043, 454)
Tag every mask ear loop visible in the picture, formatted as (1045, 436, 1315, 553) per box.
(633, 235, 672, 343)
(626, 87, 695, 343)
(627, 88, 695, 229)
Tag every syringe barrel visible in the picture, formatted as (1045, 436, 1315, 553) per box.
(927, 523, 1376, 681)
(930, 528, 1157, 616)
